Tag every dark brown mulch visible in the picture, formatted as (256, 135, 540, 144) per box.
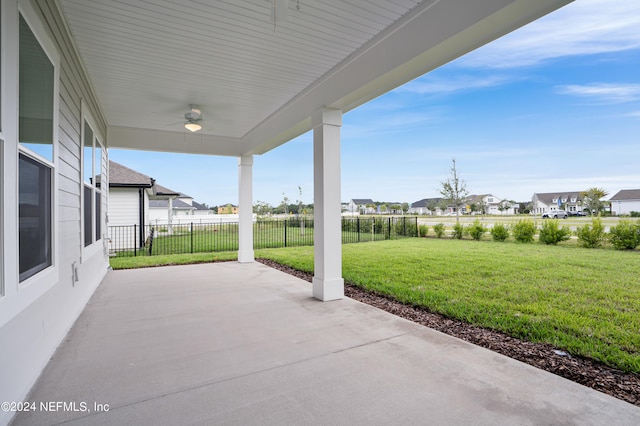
(256, 258, 640, 407)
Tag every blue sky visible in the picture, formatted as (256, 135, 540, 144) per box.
(110, 0, 640, 207)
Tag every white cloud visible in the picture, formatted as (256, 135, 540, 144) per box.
(627, 111, 640, 119)
(556, 83, 640, 102)
(458, 0, 640, 69)
(396, 74, 515, 96)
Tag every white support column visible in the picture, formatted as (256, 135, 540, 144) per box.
(312, 108, 344, 301)
(238, 155, 255, 263)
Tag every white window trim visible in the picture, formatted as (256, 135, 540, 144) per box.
(0, 138, 4, 298)
(81, 105, 105, 261)
(15, 2, 60, 292)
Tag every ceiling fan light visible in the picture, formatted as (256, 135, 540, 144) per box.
(185, 121, 202, 132)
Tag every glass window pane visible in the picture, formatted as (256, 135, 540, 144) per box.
(84, 185, 92, 247)
(19, 154, 52, 281)
(83, 120, 93, 184)
(19, 15, 54, 162)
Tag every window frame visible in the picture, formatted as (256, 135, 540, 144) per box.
(16, 1, 59, 289)
(81, 108, 105, 260)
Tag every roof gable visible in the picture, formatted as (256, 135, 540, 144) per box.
(108, 161, 154, 187)
(610, 189, 640, 201)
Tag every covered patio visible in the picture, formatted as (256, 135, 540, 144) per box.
(14, 263, 639, 425)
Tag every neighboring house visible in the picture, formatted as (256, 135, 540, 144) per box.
(408, 198, 444, 215)
(532, 192, 584, 215)
(108, 161, 156, 248)
(192, 201, 215, 217)
(149, 198, 193, 220)
(466, 194, 517, 215)
(348, 199, 376, 214)
(610, 189, 640, 215)
(218, 204, 239, 214)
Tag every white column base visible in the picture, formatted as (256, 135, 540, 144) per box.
(312, 277, 344, 301)
(238, 250, 255, 263)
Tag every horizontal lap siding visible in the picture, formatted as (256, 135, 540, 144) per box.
(109, 189, 140, 227)
(36, 0, 108, 263)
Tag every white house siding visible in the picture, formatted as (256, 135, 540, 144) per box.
(613, 200, 640, 215)
(108, 188, 150, 251)
(0, 2, 109, 425)
(109, 188, 144, 227)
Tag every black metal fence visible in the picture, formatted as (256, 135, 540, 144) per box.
(109, 216, 418, 257)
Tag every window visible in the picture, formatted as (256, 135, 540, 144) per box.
(18, 12, 55, 282)
(83, 118, 103, 247)
(19, 15, 53, 162)
(19, 154, 52, 281)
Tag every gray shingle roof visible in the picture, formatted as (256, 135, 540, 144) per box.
(154, 183, 180, 196)
(410, 198, 442, 208)
(533, 192, 583, 205)
(610, 189, 640, 201)
(108, 161, 154, 187)
(192, 201, 209, 210)
(351, 199, 375, 205)
(149, 199, 194, 209)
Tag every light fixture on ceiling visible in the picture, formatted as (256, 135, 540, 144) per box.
(184, 104, 202, 132)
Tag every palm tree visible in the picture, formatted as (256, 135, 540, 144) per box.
(581, 187, 609, 215)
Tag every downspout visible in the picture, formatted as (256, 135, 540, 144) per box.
(139, 188, 145, 248)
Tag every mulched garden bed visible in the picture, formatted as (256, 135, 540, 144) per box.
(257, 258, 640, 407)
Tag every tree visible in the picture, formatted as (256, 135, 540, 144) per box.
(581, 187, 609, 215)
(254, 200, 272, 216)
(426, 199, 439, 215)
(440, 158, 469, 222)
(498, 200, 514, 214)
(281, 193, 289, 215)
(297, 186, 305, 235)
(401, 202, 409, 214)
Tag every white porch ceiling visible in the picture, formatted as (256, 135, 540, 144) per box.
(57, 0, 571, 157)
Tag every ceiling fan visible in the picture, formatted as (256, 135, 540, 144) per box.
(184, 104, 202, 132)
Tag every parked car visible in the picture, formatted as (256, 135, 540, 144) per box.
(542, 210, 569, 219)
(568, 211, 587, 217)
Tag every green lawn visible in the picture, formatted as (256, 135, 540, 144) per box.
(257, 239, 640, 373)
(109, 251, 237, 269)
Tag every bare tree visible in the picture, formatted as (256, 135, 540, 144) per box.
(440, 158, 470, 223)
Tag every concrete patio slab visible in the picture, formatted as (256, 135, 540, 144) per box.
(13, 262, 640, 425)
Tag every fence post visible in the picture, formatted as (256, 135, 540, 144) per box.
(357, 217, 360, 243)
(388, 217, 391, 240)
(148, 227, 154, 255)
(134, 224, 137, 256)
(190, 222, 194, 254)
(403, 217, 406, 236)
(284, 220, 287, 248)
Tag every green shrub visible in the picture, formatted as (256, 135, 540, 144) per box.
(490, 223, 509, 242)
(395, 218, 418, 237)
(630, 211, 640, 218)
(512, 219, 536, 243)
(452, 222, 464, 239)
(418, 224, 429, 238)
(576, 217, 606, 248)
(609, 220, 640, 250)
(467, 219, 487, 241)
(433, 223, 445, 238)
(538, 220, 572, 245)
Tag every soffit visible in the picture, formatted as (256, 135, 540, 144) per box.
(57, 0, 572, 156)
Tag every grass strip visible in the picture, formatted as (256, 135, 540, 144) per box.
(109, 251, 237, 269)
